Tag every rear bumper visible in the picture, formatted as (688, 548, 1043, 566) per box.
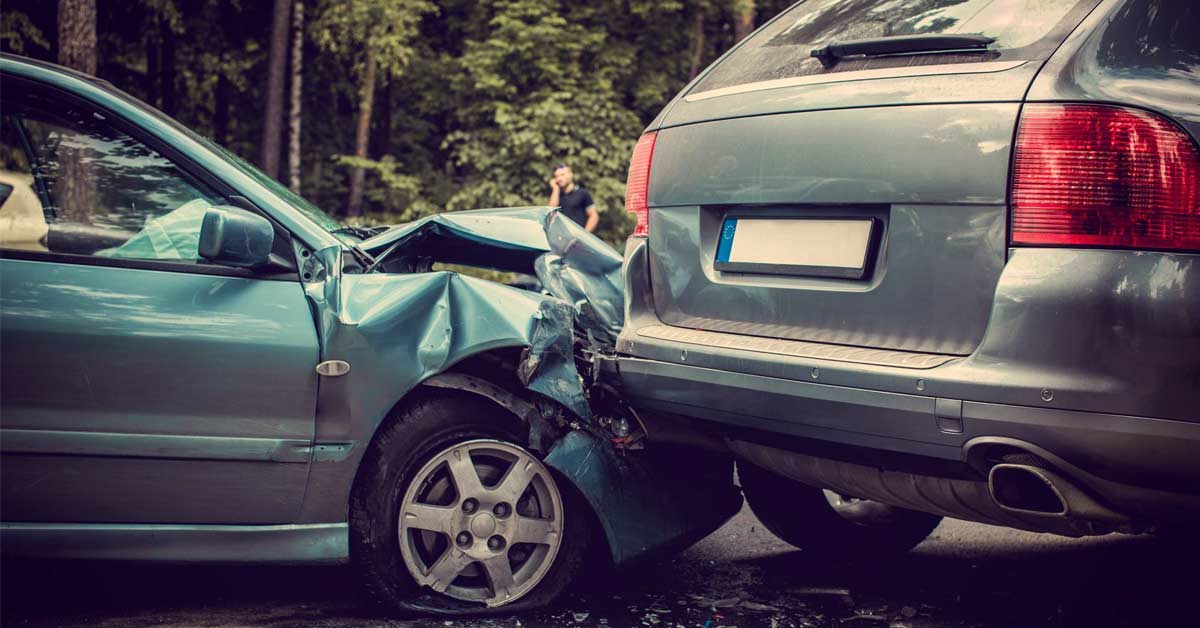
(611, 237, 1200, 525)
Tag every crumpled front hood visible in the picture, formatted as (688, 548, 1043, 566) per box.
(305, 245, 589, 420)
(359, 206, 624, 349)
(359, 206, 553, 271)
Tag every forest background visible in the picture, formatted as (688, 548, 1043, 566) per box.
(1, 0, 794, 244)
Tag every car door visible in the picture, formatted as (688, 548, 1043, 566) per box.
(0, 76, 319, 524)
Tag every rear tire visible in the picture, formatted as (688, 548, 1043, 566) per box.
(350, 391, 588, 616)
(739, 460, 941, 557)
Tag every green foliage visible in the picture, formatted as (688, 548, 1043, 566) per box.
(2, 0, 799, 247)
(333, 154, 437, 222)
(310, 0, 436, 79)
(0, 10, 49, 54)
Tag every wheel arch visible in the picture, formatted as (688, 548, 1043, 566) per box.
(342, 347, 616, 570)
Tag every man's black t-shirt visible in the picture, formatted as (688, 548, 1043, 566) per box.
(557, 185, 594, 227)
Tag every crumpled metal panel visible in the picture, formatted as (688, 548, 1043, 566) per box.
(536, 210, 625, 349)
(545, 430, 742, 566)
(360, 206, 624, 349)
(306, 245, 591, 420)
(359, 206, 552, 272)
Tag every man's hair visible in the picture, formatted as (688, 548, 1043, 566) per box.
(552, 163, 570, 174)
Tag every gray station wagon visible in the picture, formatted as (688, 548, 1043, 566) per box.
(603, 0, 1200, 553)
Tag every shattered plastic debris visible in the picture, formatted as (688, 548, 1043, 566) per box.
(846, 614, 889, 622)
(739, 601, 782, 612)
(793, 587, 852, 597)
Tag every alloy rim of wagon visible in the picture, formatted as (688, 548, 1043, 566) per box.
(397, 439, 564, 607)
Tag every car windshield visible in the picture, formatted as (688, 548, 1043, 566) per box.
(694, 0, 1088, 94)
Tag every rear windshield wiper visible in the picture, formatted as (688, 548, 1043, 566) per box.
(811, 34, 995, 67)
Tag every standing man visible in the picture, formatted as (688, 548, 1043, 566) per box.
(548, 163, 599, 232)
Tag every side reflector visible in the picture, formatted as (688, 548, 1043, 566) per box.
(1011, 103, 1200, 252)
(625, 132, 657, 237)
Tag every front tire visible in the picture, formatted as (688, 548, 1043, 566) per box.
(350, 391, 587, 615)
(739, 460, 941, 558)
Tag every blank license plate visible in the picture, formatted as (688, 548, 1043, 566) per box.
(715, 217, 878, 279)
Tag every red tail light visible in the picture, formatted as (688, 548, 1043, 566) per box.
(625, 132, 657, 237)
(1011, 103, 1200, 252)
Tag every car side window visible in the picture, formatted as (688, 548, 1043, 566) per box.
(0, 89, 224, 263)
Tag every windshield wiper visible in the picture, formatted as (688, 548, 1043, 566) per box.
(328, 227, 377, 269)
(330, 225, 385, 240)
(811, 34, 995, 68)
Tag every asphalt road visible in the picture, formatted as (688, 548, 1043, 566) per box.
(3, 504, 1194, 628)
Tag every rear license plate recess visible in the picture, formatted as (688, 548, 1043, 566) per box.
(714, 216, 880, 279)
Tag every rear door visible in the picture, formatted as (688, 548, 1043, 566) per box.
(646, 0, 1099, 357)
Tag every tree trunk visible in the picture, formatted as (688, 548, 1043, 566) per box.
(345, 50, 376, 218)
(688, 12, 706, 80)
(214, 70, 230, 145)
(261, 0, 291, 180)
(213, 2, 232, 145)
(377, 79, 392, 157)
(160, 17, 176, 115)
(734, 0, 755, 43)
(57, 0, 97, 75)
(146, 34, 160, 106)
(56, 0, 97, 223)
(287, 0, 304, 193)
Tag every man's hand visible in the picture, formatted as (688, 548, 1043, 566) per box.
(547, 178, 561, 207)
(548, 178, 560, 192)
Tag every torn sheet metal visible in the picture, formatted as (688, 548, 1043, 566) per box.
(306, 245, 591, 421)
(536, 209, 624, 349)
(545, 430, 743, 566)
(358, 206, 551, 272)
(359, 206, 624, 348)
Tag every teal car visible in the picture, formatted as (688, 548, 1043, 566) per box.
(0, 55, 740, 615)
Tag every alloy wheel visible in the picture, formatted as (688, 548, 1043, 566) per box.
(397, 439, 564, 607)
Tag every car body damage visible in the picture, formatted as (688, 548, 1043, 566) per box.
(306, 206, 740, 567)
(545, 430, 742, 566)
(357, 205, 625, 350)
(306, 243, 590, 421)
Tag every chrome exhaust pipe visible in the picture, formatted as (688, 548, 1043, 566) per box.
(988, 464, 1128, 524)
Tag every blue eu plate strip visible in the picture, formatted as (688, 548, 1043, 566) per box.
(716, 218, 737, 263)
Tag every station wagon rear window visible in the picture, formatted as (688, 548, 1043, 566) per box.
(692, 0, 1094, 96)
